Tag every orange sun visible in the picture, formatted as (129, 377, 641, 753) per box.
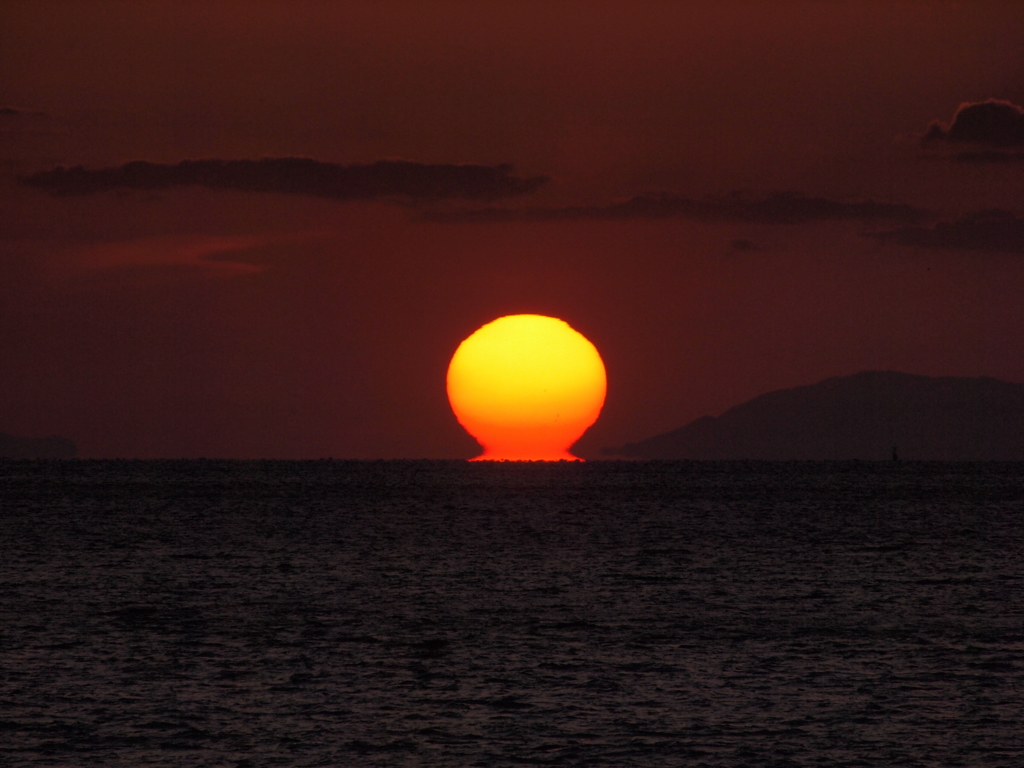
(447, 314, 607, 461)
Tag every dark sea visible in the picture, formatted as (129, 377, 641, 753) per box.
(2, 460, 1023, 767)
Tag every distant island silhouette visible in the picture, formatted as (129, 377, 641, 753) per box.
(607, 371, 1024, 460)
(0, 433, 77, 459)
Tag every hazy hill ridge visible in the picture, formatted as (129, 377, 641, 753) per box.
(611, 371, 1024, 461)
(0, 433, 77, 459)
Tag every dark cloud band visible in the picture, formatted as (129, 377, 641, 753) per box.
(20, 158, 549, 201)
(427, 192, 920, 225)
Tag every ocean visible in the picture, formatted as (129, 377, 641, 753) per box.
(1, 460, 1022, 766)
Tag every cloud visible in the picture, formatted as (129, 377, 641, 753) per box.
(729, 238, 759, 251)
(19, 158, 548, 201)
(426, 191, 921, 225)
(0, 106, 49, 119)
(869, 210, 1024, 253)
(923, 99, 1024, 147)
(950, 150, 1024, 164)
(75, 235, 273, 275)
(0, 106, 52, 124)
(52, 231, 331, 281)
(0, 106, 54, 137)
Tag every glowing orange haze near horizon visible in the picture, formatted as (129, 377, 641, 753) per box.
(447, 315, 607, 461)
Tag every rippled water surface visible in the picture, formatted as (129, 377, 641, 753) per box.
(2, 460, 1023, 766)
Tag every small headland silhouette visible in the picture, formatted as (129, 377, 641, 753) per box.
(0, 432, 77, 459)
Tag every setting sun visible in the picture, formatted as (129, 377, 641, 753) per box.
(447, 315, 607, 461)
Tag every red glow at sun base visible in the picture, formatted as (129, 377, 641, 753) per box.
(462, 423, 587, 462)
(473, 452, 578, 462)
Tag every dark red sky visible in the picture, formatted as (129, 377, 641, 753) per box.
(3, 1, 1024, 458)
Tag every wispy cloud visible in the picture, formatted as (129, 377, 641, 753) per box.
(0, 106, 50, 119)
(949, 150, 1024, 164)
(20, 158, 549, 201)
(0, 106, 57, 138)
(426, 192, 921, 225)
(869, 210, 1024, 253)
(73, 234, 273, 276)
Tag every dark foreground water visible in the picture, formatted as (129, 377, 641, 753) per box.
(1, 460, 1023, 767)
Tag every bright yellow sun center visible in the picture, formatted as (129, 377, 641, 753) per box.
(447, 314, 607, 461)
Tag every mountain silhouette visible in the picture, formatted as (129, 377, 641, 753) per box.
(0, 433, 77, 459)
(609, 371, 1024, 460)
